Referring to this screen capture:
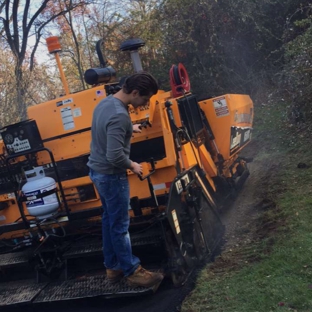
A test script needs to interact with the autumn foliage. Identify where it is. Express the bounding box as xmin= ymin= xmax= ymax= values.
xmin=0 ymin=0 xmax=311 ymax=128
